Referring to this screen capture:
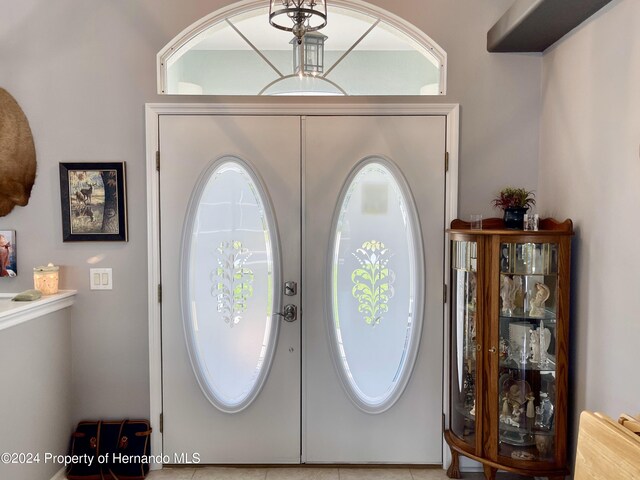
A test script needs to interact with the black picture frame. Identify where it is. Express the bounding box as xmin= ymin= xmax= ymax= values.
xmin=59 ymin=162 xmax=128 ymax=242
